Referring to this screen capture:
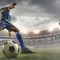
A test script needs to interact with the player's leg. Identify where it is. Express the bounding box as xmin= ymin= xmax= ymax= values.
xmin=6 ymin=24 xmax=25 ymax=49
xmin=8 ymin=31 xmax=11 ymax=37
xmin=16 ymin=32 xmax=35 ymax=53
xmin=6 ymin=24 xmax=35 ymax=53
